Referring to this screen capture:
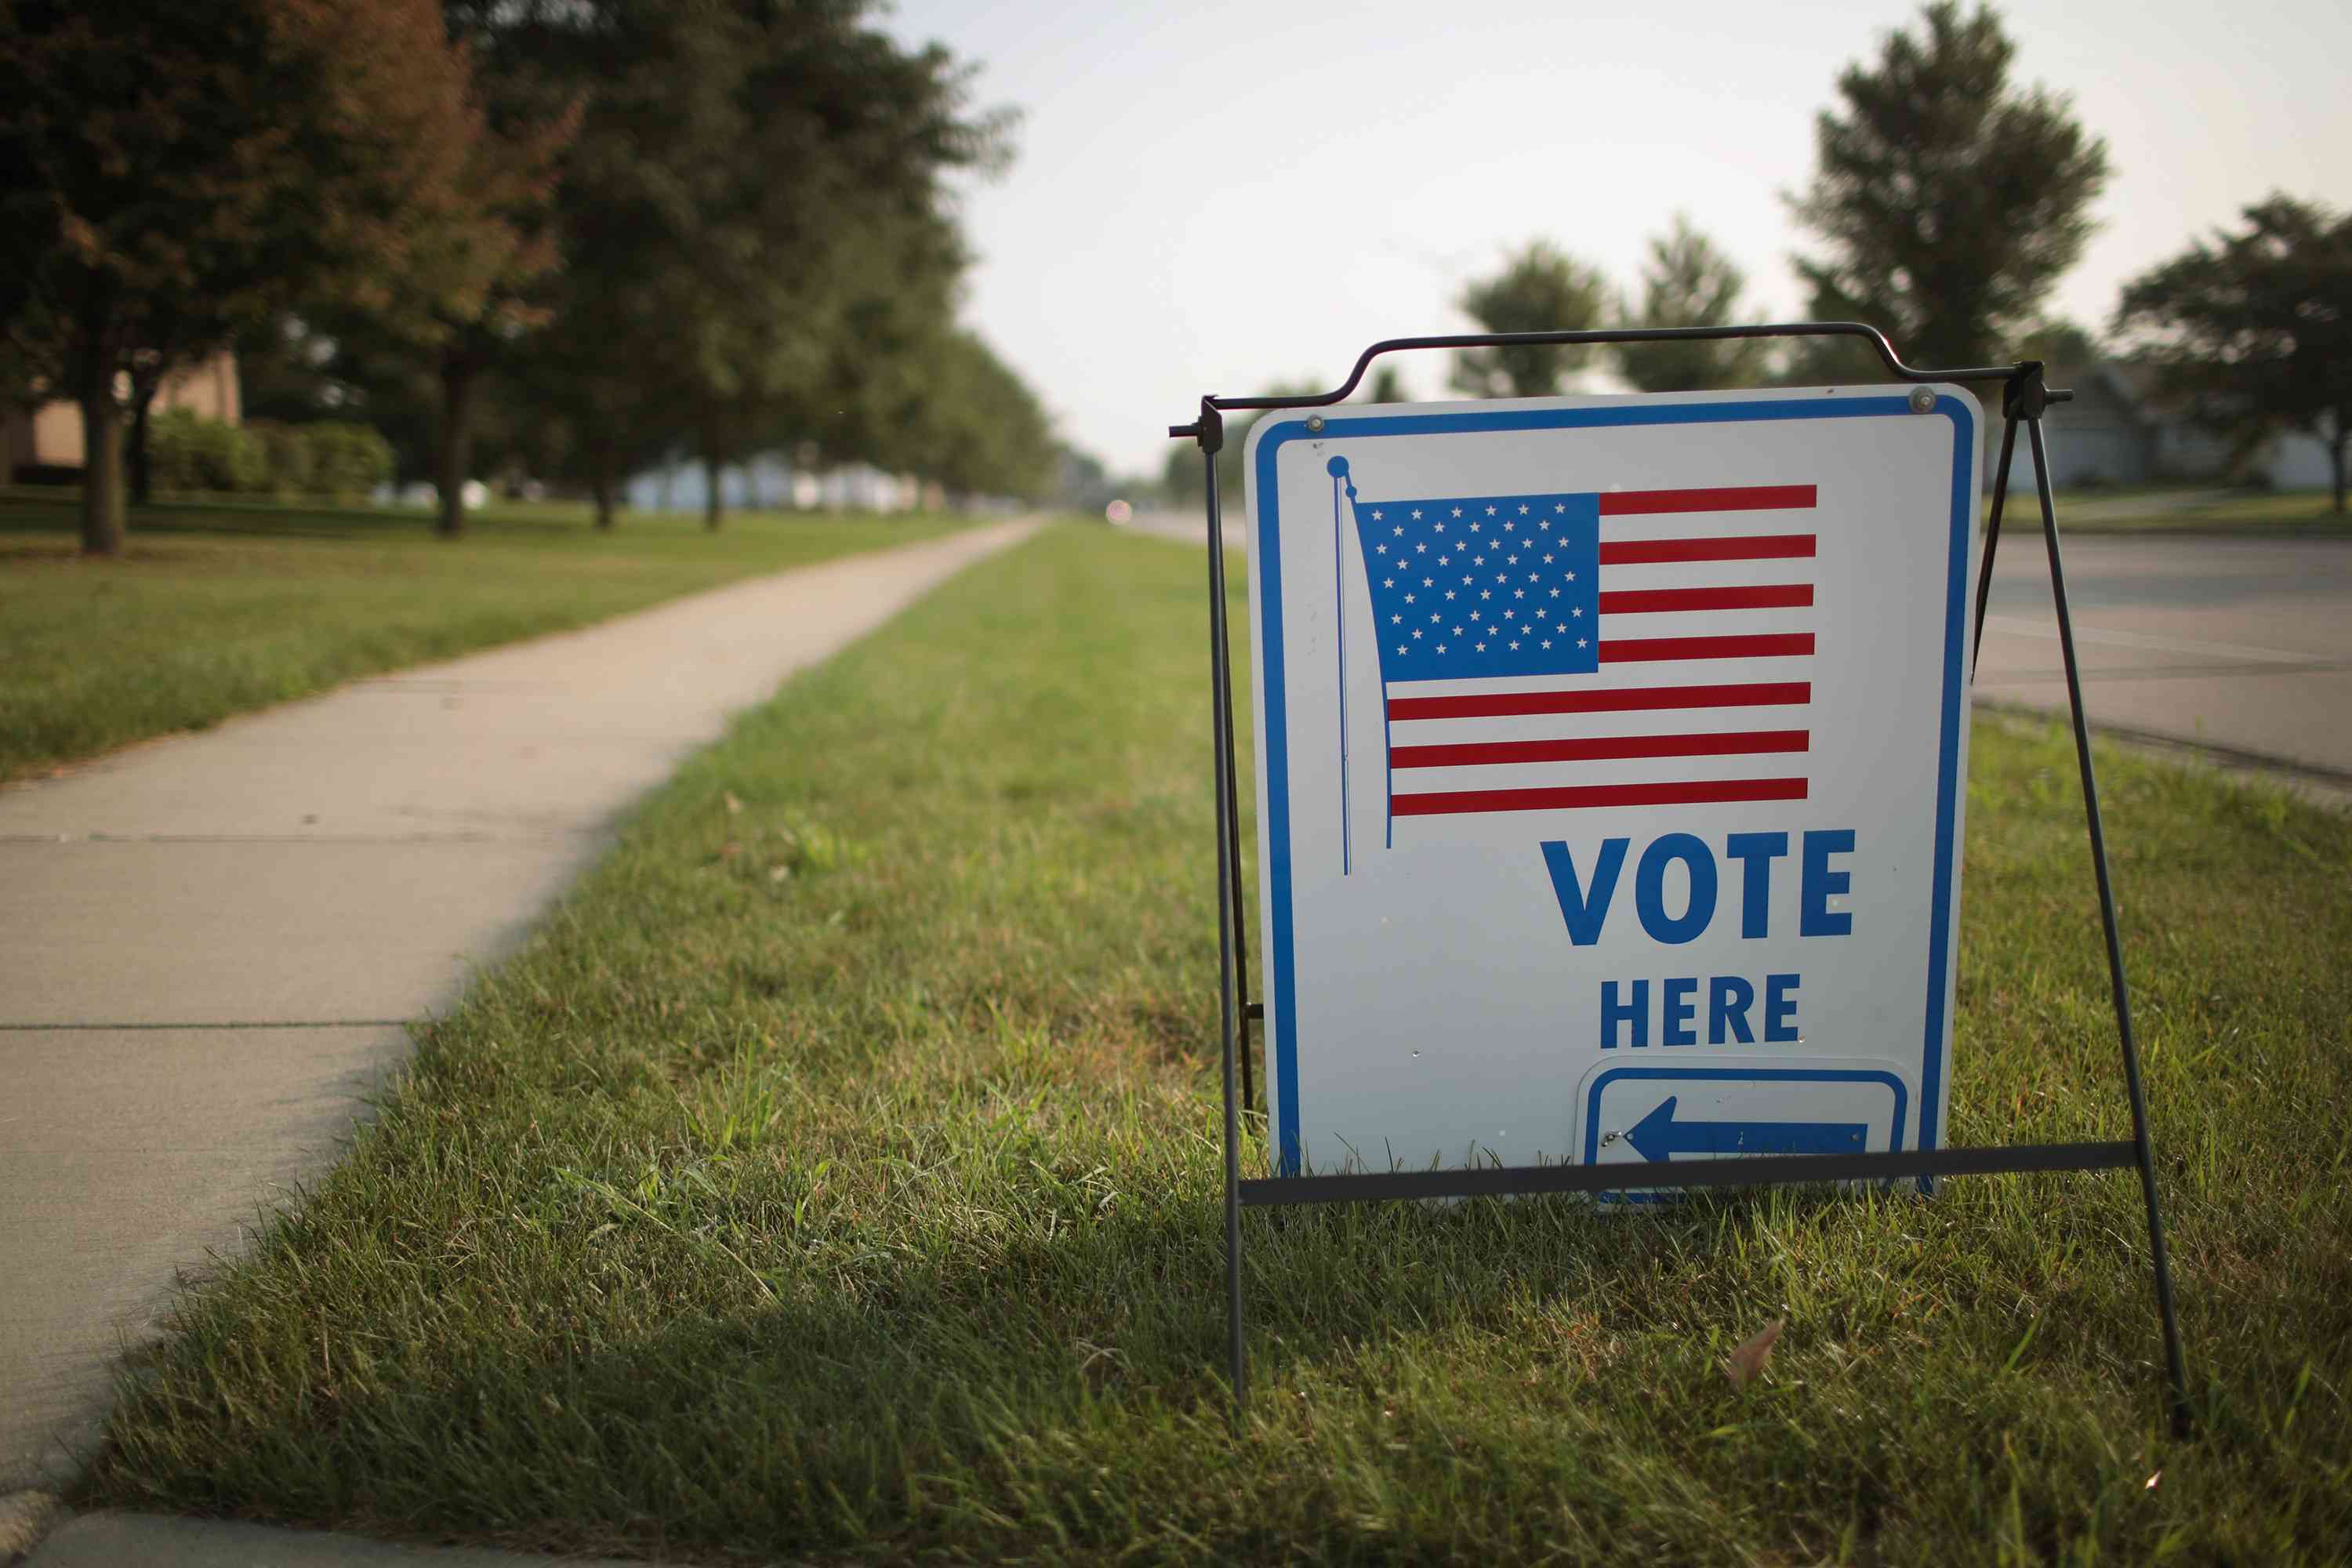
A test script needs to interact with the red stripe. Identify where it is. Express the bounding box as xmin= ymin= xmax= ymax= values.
xmin=1597 ymin=583 xmax=1813 ymax=614
xmin=1392 ymin=778 xmax=1809 ymax=817
xmin=1600 ymin=534 xmax=1816 ymax=564
xmin=1392 ymin=730 xmax=1809 ymax=770
xmin=1599 ymin=485 xmax=1816 ymax=515
xmin=1388 ymin=681 xmax=1809 ymax=721
xmin=1602 ymin=633 xmax=1813 ymax=663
